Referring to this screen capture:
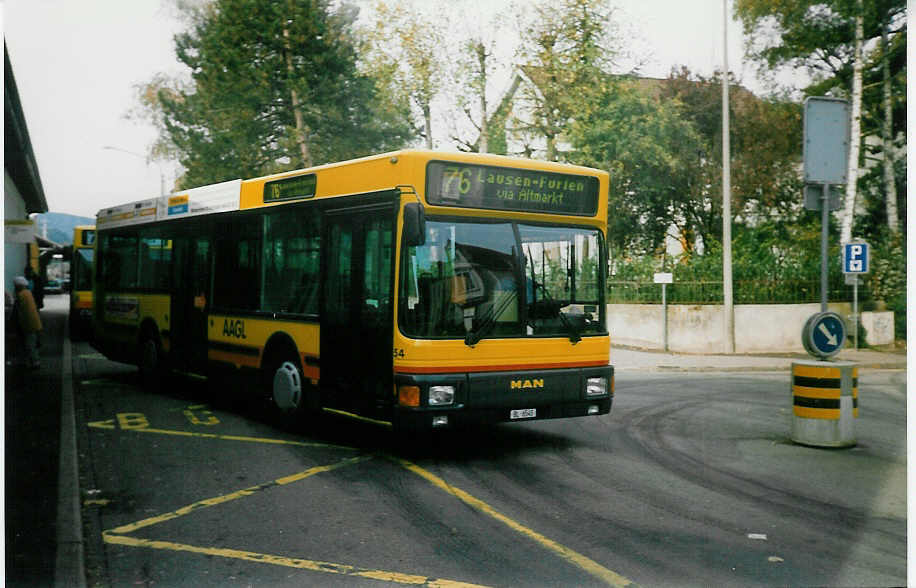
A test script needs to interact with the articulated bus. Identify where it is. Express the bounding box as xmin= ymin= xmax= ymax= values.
xmin=91 ymin=151 xmax=614 ymax=430
xmin=69 ymin=225 xmax=96 ymax=340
